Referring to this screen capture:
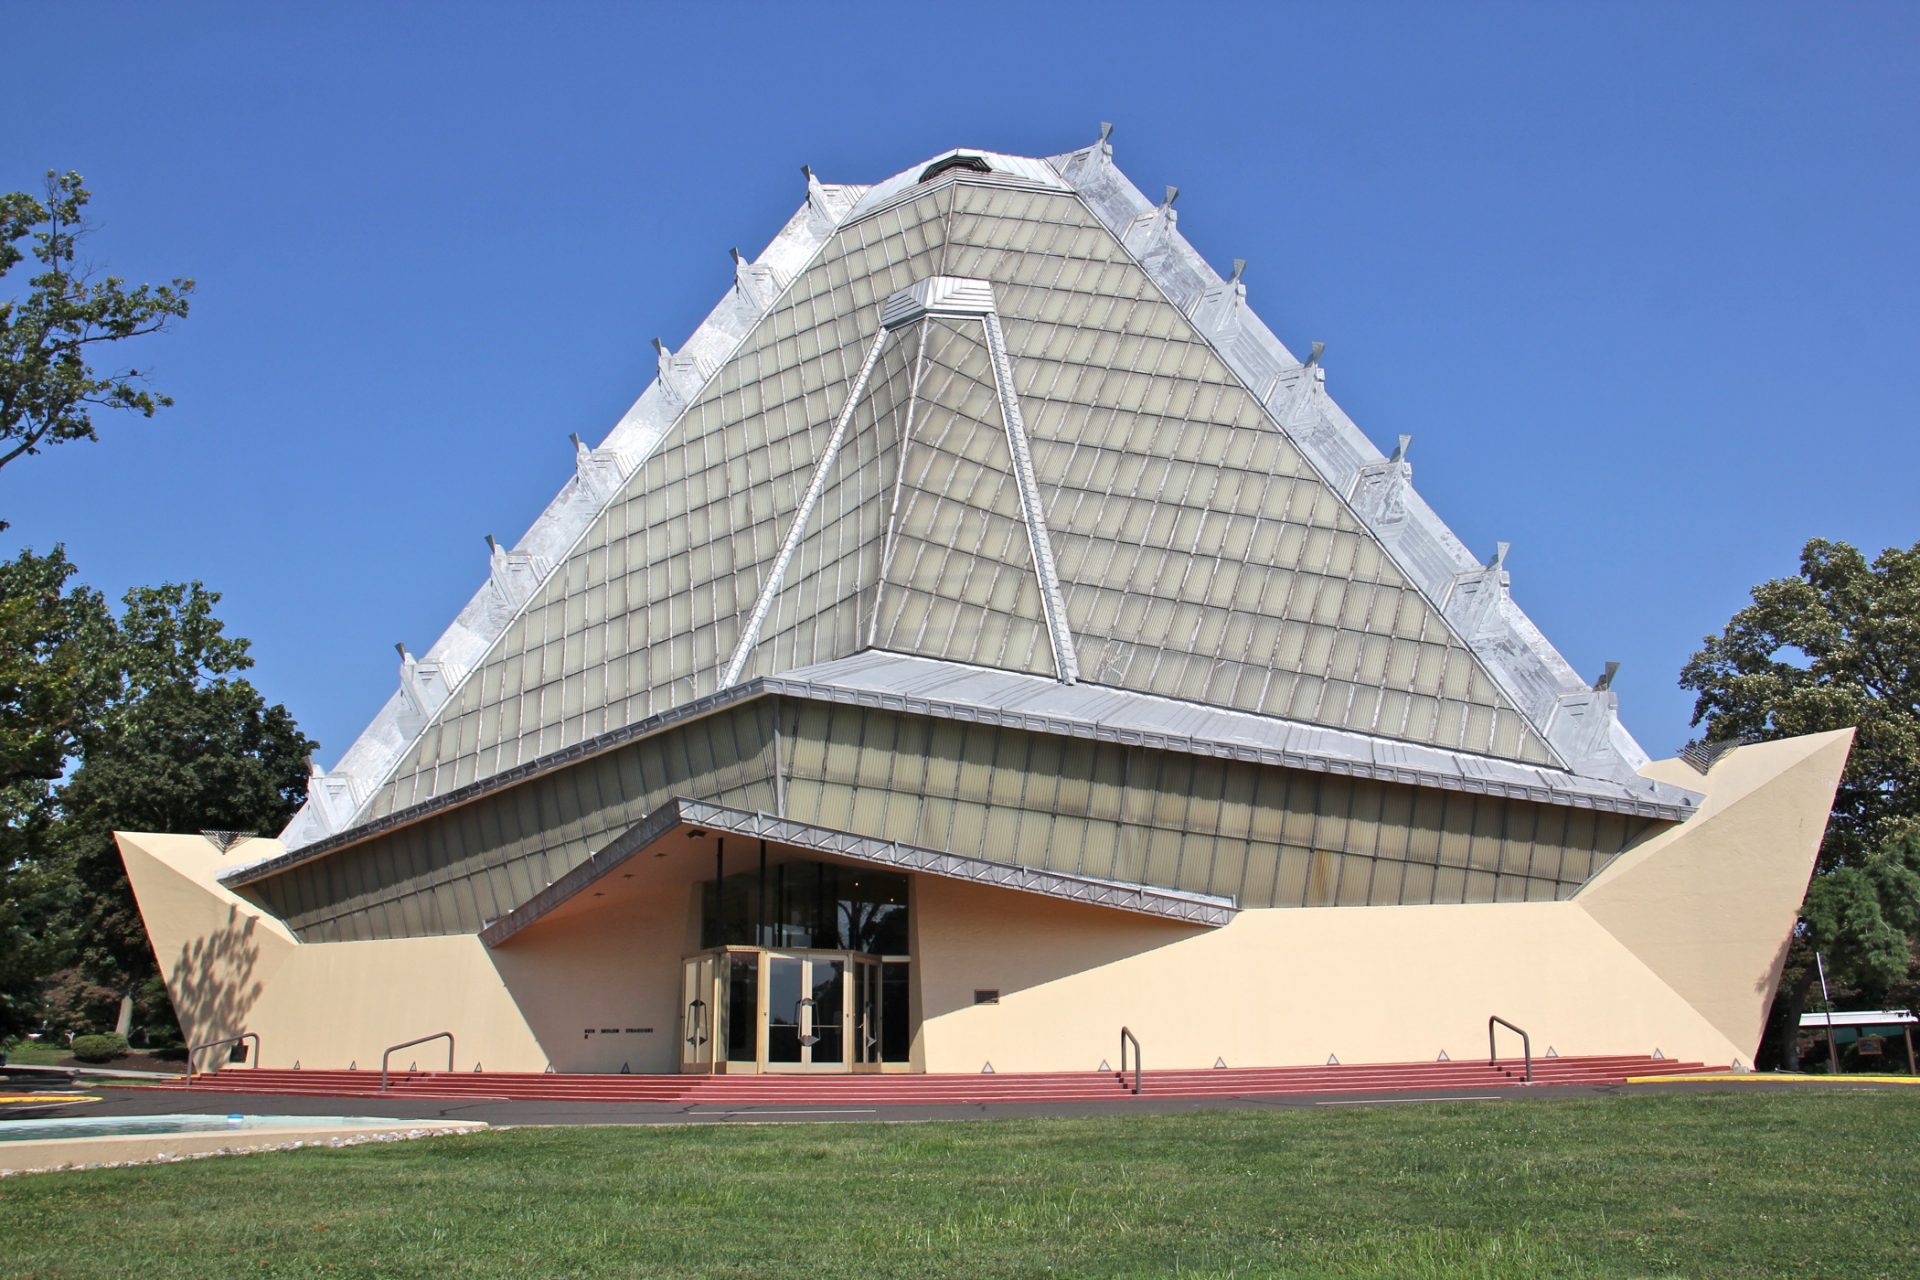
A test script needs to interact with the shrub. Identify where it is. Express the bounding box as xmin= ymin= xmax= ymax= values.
xmin=70 ymin=1033 xmax=129 ymax=1063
